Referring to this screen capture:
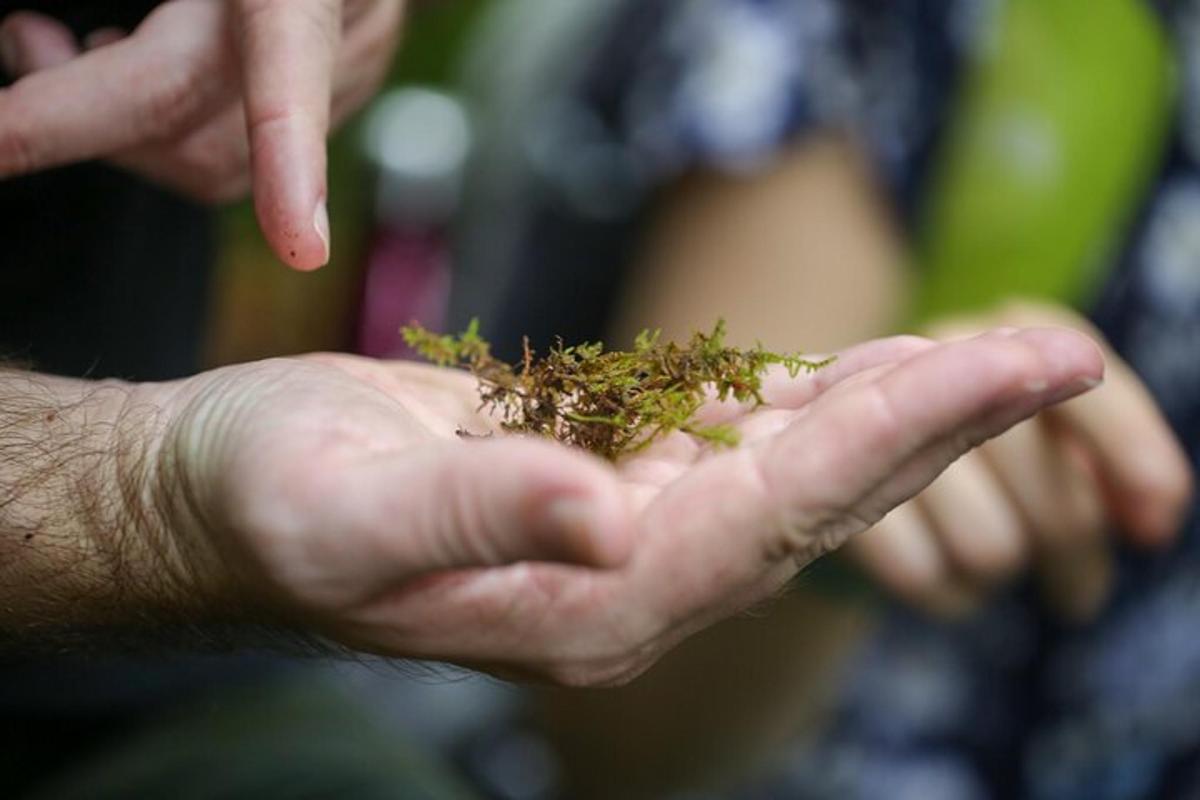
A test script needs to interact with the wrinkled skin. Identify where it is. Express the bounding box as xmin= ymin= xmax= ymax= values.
xmin=141 ymin=327 xmax=1103 ymax=686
